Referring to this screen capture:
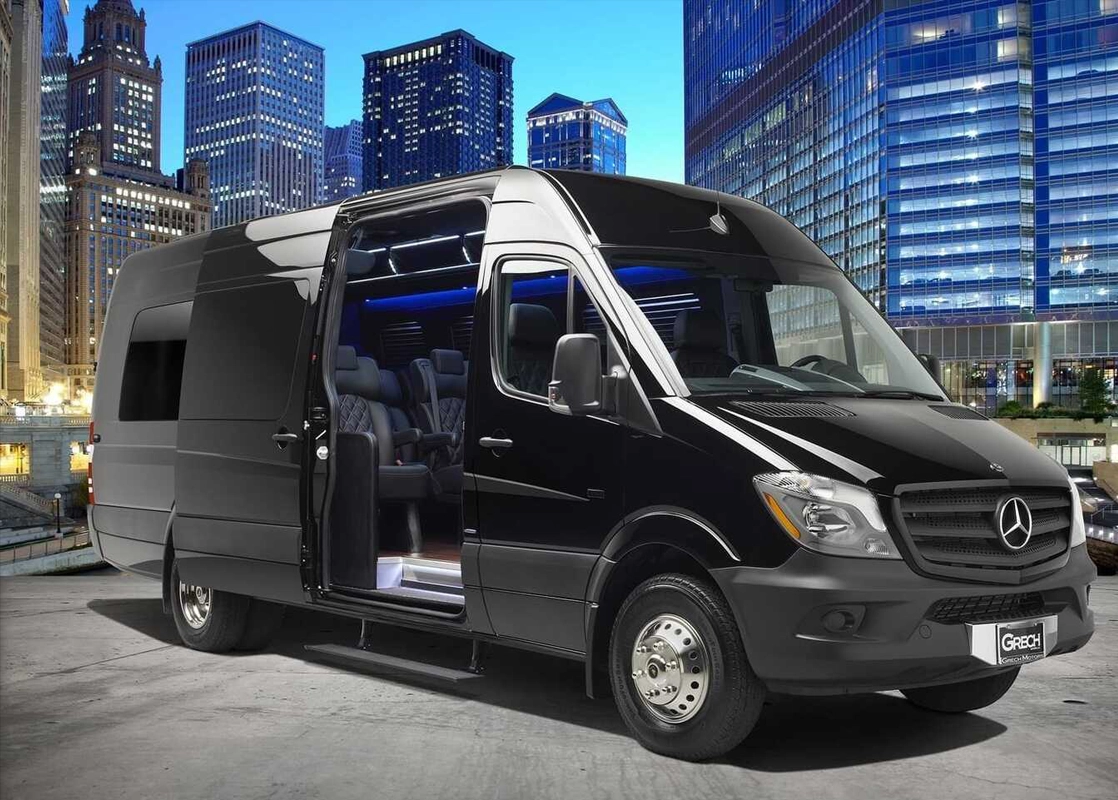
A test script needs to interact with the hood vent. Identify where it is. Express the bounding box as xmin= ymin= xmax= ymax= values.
xmin=929 ymin=405 xmax=988 ymax=421
xmin=730 ymin=400 xmax=855 ymax=419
